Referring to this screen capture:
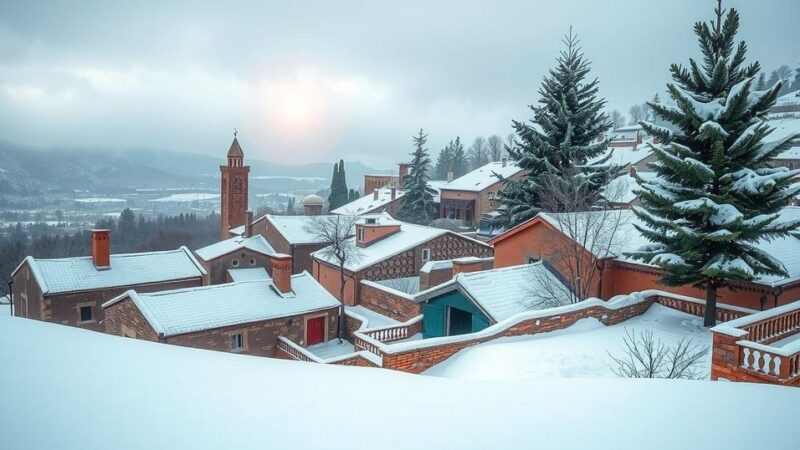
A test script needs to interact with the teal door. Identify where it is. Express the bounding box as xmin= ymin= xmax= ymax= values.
xmin=423 ymin=303 xmax=446 ymax=338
